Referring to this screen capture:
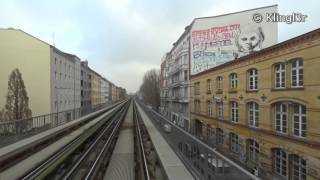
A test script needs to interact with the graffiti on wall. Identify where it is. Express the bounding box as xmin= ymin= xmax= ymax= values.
xmin=191 ymin=24 xmax=265 ymax=74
